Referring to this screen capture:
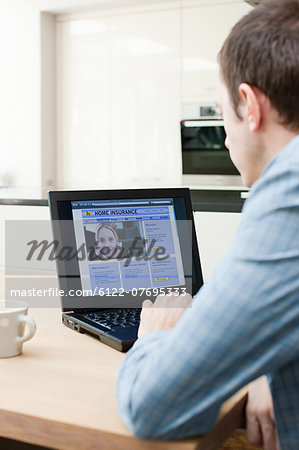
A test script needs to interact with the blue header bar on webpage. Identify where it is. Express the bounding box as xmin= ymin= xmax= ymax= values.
xmin=71 ymin=198 xmax=173 ymax=209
